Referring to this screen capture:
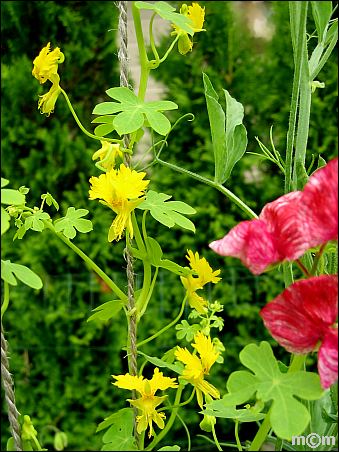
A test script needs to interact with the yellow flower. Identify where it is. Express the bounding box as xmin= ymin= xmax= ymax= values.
xmin=180 ymin=250 xmax=221 ymax=313
xmin=32 ymin=43 xmax=64 ymax=116
xmin=89 ymin=163 xmax=150 ymax=241
xmin=38 ymin=83 xmax=61 ymax=116
xmin=32 ymin=42 xmax=64 ymax=85
xmin=92 ymin=141 xmax=123 ymax=171
xmin=171 ymin=3 xmax=206 ymax=55
xmin=112 ymin=368 xmax=178 ymax=438
xmin=175 ymin=332 xmax=220 ymax=408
